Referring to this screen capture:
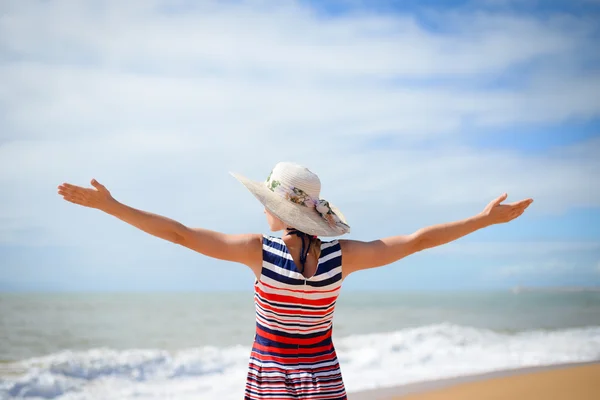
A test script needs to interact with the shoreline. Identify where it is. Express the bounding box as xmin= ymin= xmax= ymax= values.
xmin=348 ymin=361 xmax=600 ymax=399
